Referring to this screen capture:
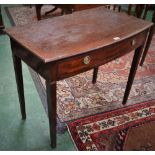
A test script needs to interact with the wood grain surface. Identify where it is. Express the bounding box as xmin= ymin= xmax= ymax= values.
xmin=5 ymin=6 xmax=153 ymax=63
